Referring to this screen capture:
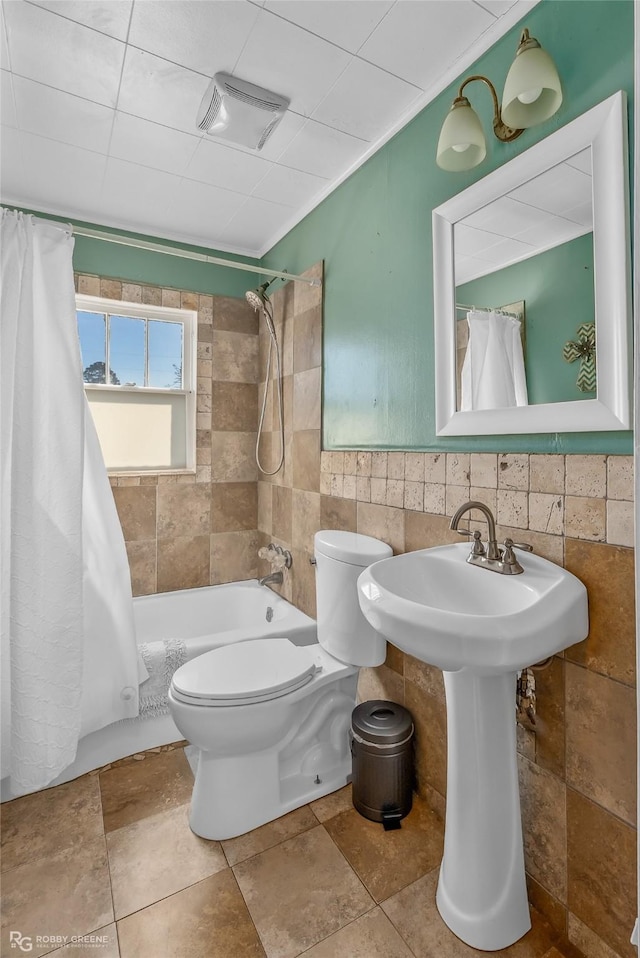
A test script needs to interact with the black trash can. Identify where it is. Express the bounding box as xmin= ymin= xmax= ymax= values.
xmin=351 ymin=700 xmax=414 ymax=828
